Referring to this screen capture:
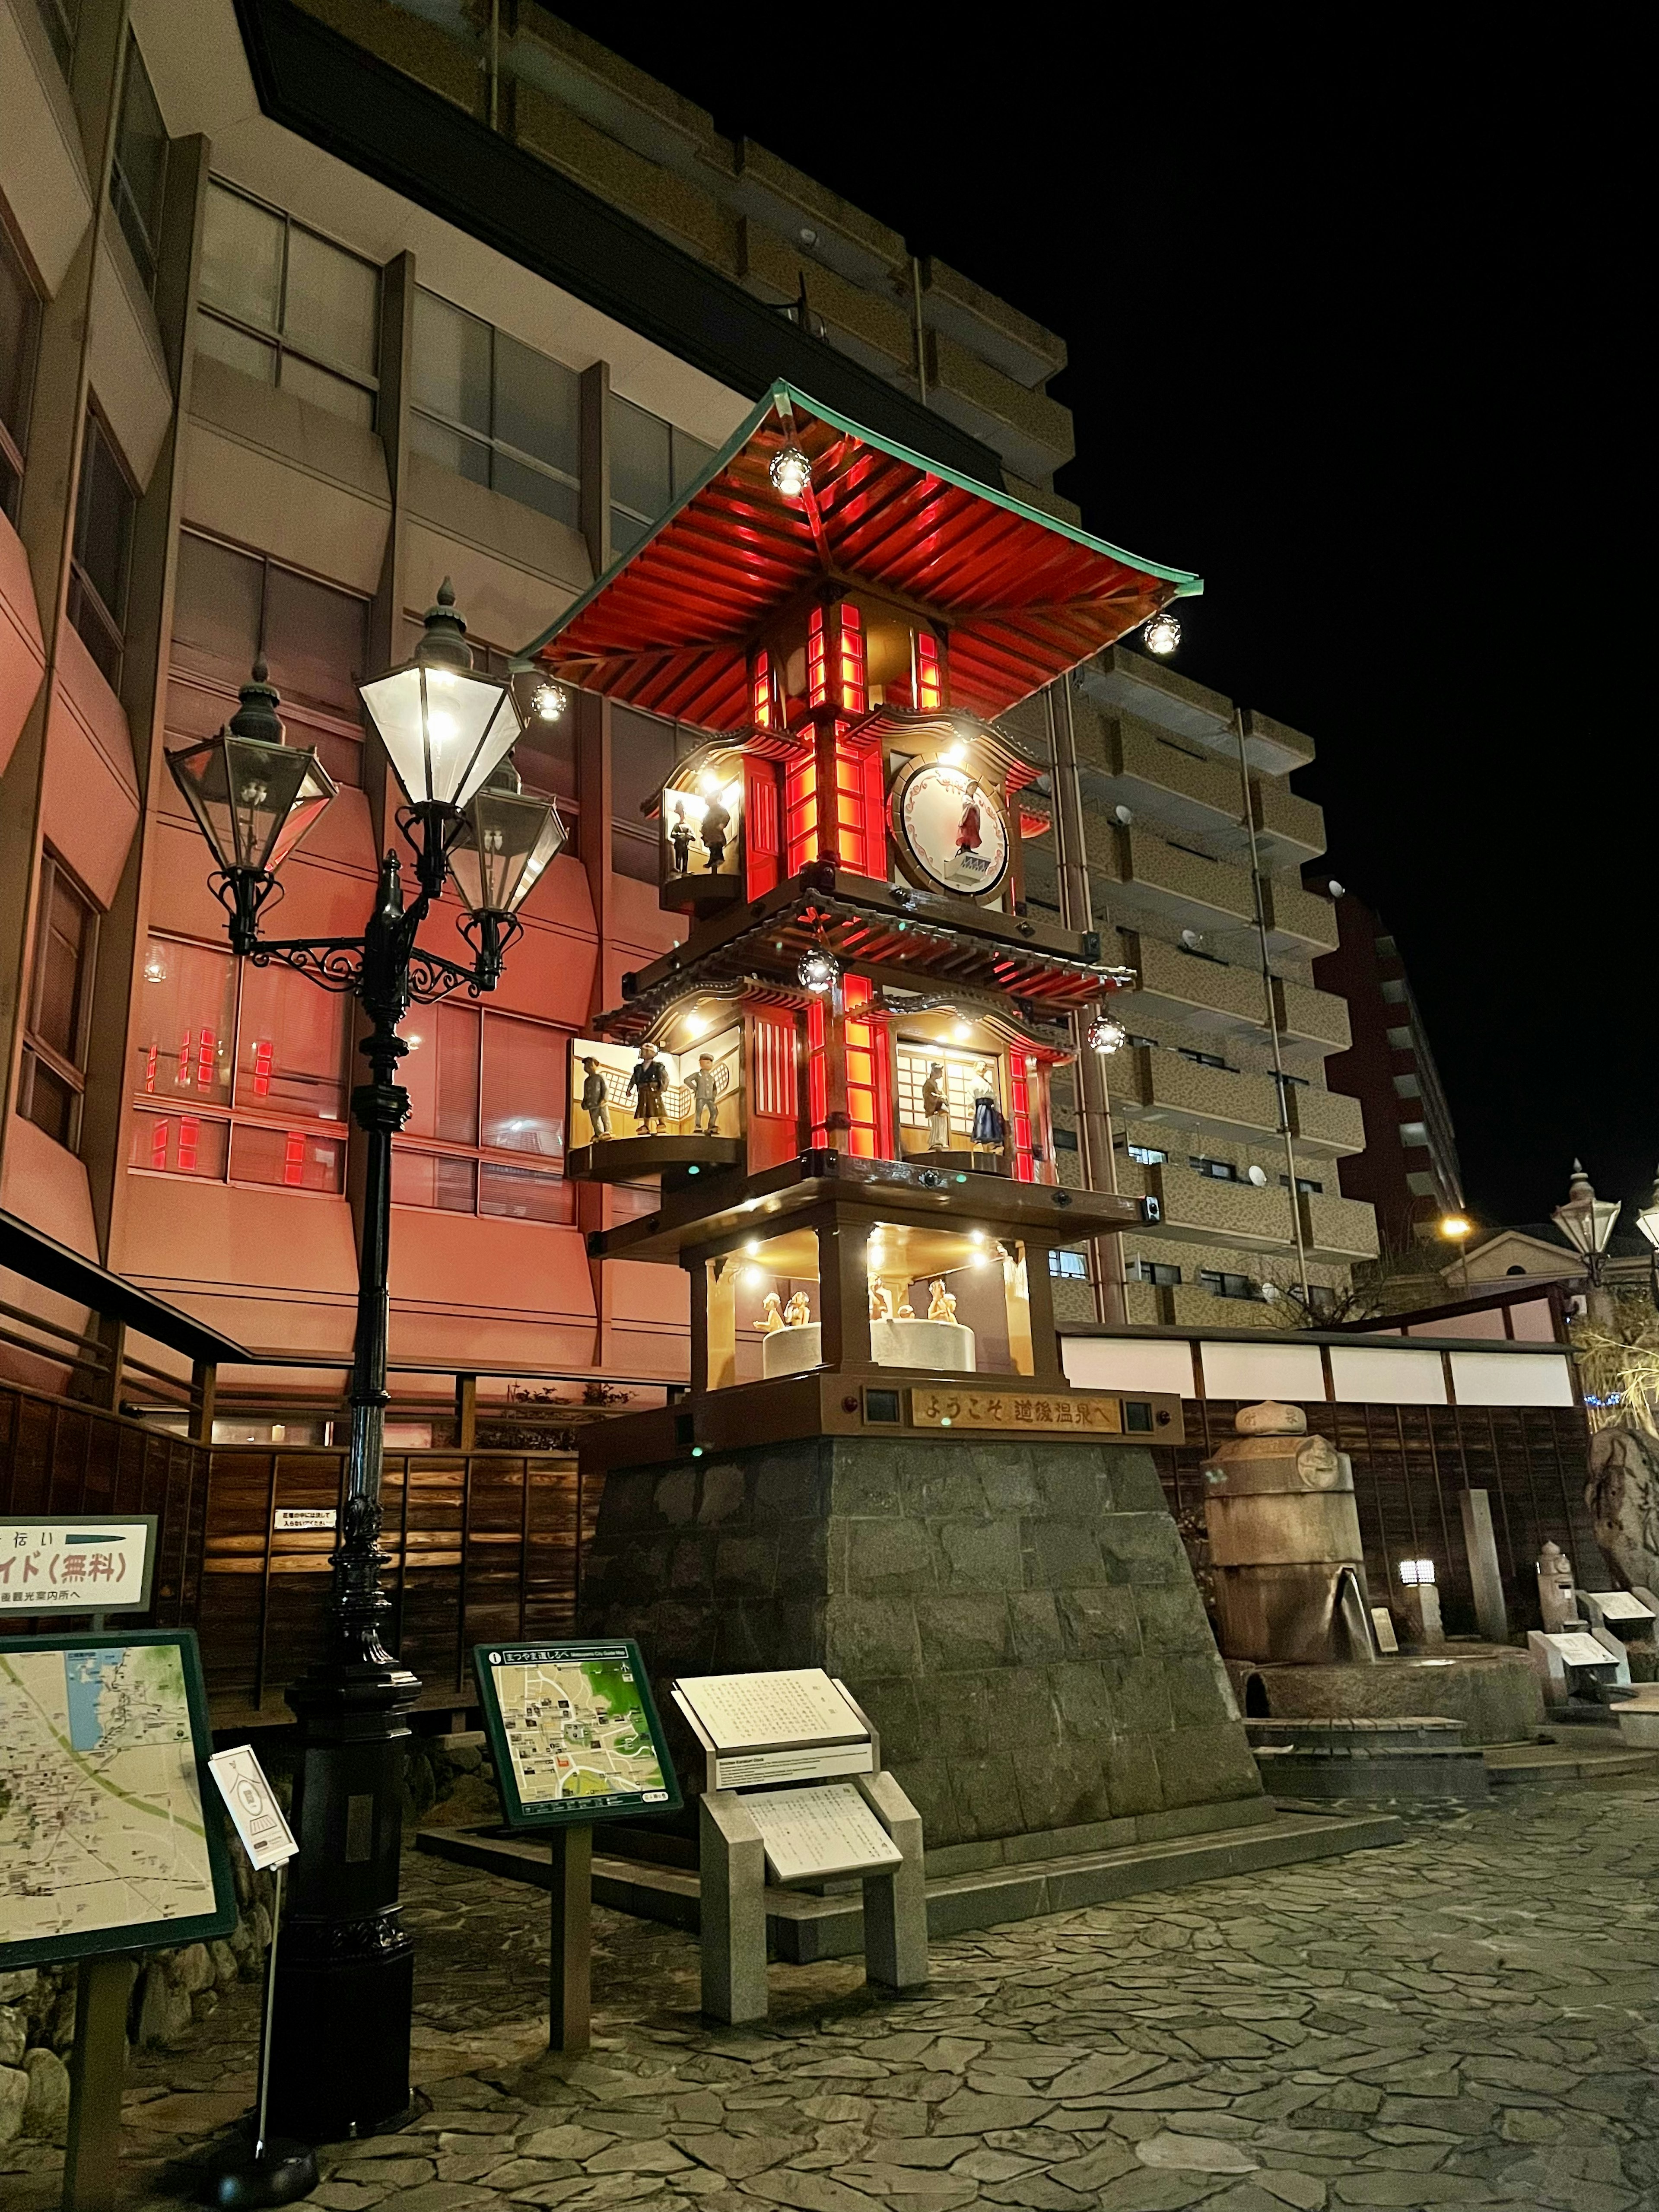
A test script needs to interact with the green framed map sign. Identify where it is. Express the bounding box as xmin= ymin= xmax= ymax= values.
xmin=0 ymin=1629 xmax=237 ymax=1969
xmin=472 ymin=1640 xmax=681 ymax=1829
